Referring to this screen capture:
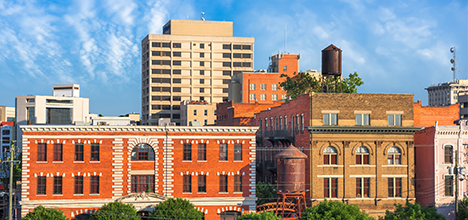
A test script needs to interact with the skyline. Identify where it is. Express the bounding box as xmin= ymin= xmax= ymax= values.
xmin=0 ymin=0 xmax=467 ymax=116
